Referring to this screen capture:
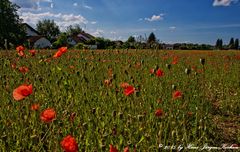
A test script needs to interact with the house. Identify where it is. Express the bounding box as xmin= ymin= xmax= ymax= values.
xmin=67 ymin=32 xmax=95 ymax=45
xmin=23 ymin=23 xmax=51 ymax=49
xmin=67 ymin=32 xmax=97 ymax=49
xmin=162 ymin=44 xmax=174 ymax=50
